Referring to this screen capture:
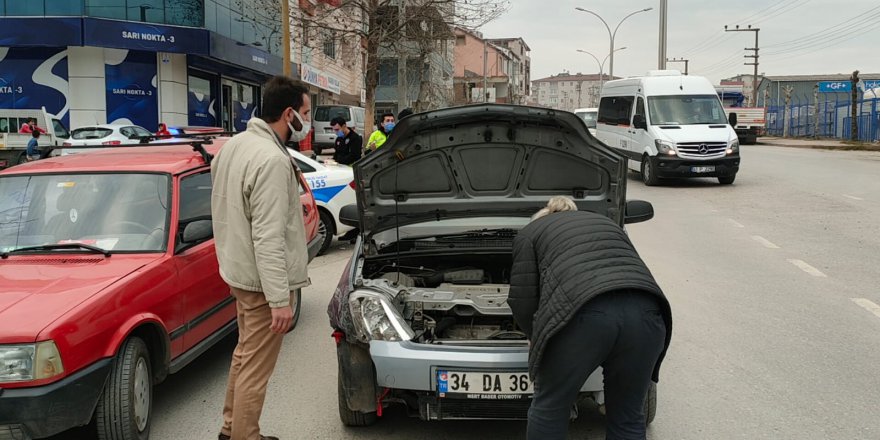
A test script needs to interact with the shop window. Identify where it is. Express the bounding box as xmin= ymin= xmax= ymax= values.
xmin=126 ymin=0 xmax=164 ymax=22
xmin=6 ymin=1 xmax=45 ymax=15
xmin=85 ymin=0 xmax=127 ymax=20
xmin=46 ymin=0 xmax=83 ymax=15
xmin=165 ymin=0 xmax=203 ymax=26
